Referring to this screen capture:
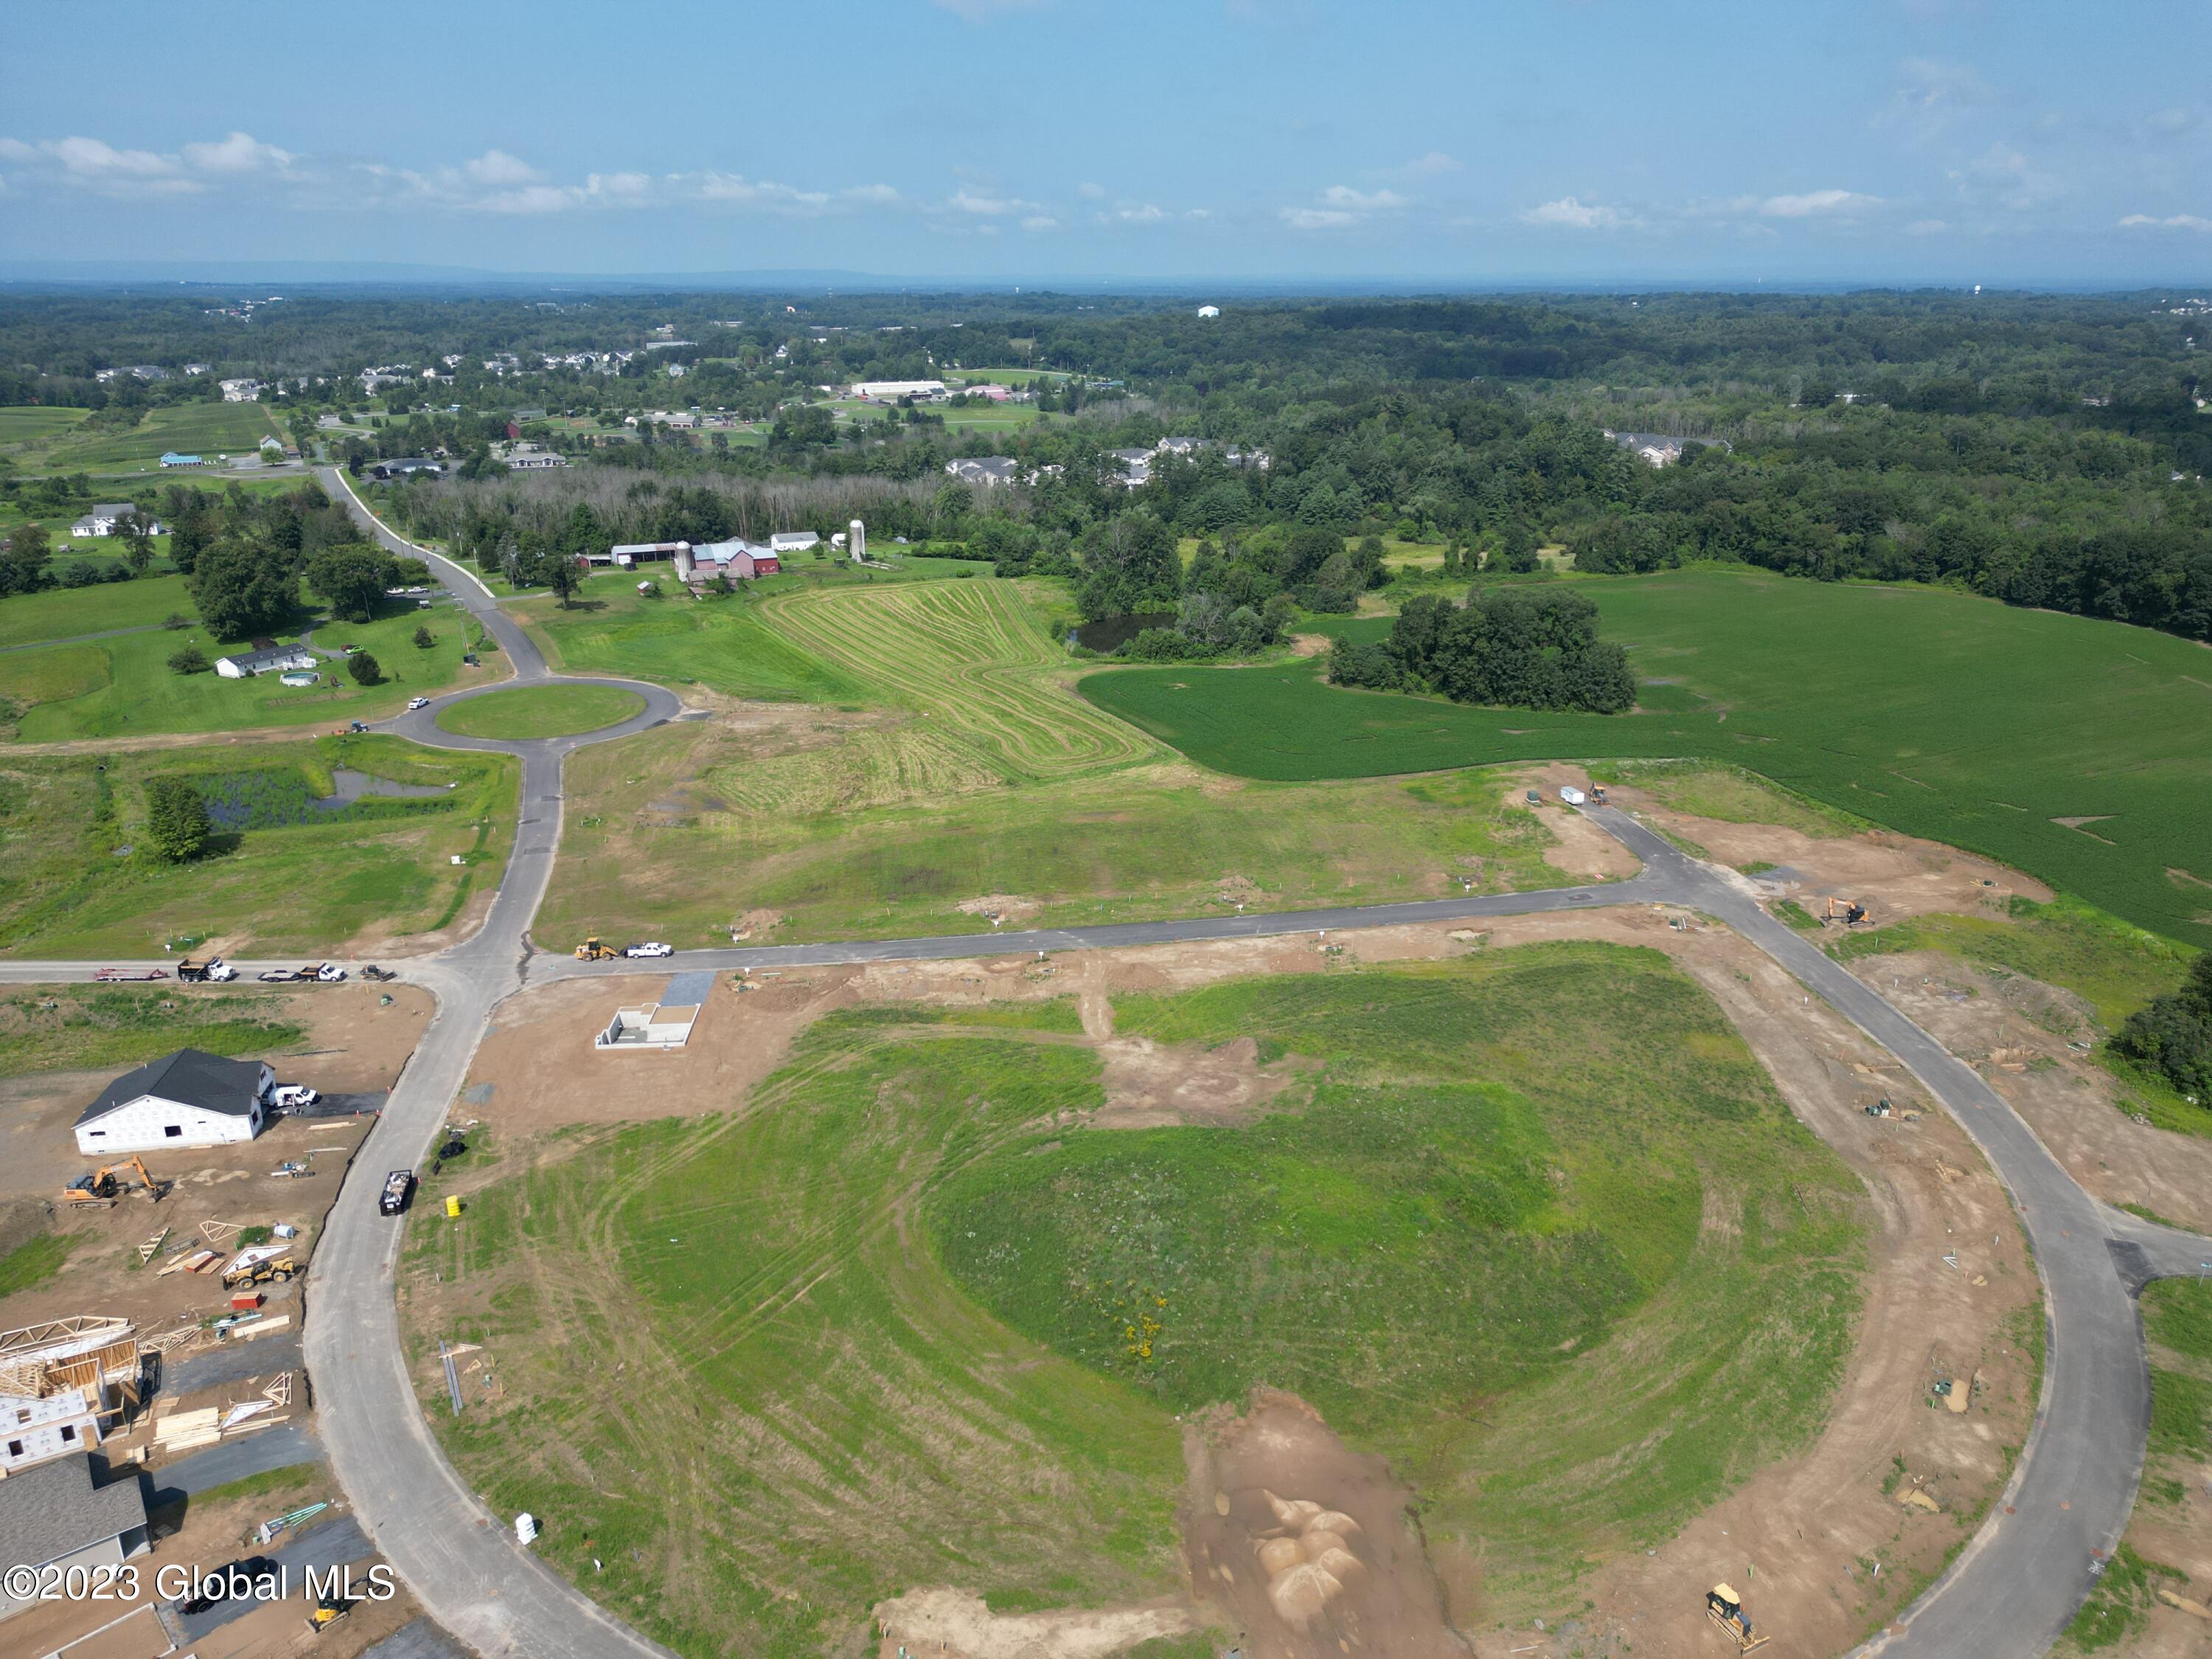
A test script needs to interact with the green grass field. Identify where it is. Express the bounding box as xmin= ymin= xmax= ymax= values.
xmin=0 ymin=734 xmax=515 ymax=957
xmin=403 ymin=945 xmax=1862 ymax=1652
xmin=4 ymin=600 xmax=482 ymax=742
xmin=25 ymin=403 xmax=285 ymax=475
xmin=516 ymin=575 xmax=866 ymax=703
xmin=436 ymin=684 xmax=643 ymax=739
xmin=0 ymin=984 xmax=303 ymax=1074
xmin=1080 ymin=566 xmax=2212 ymax=949
xmin=0 ymin=406 xmax=92 ymax=447
xmin=0 ymin=575 xmax=194 ymax=650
